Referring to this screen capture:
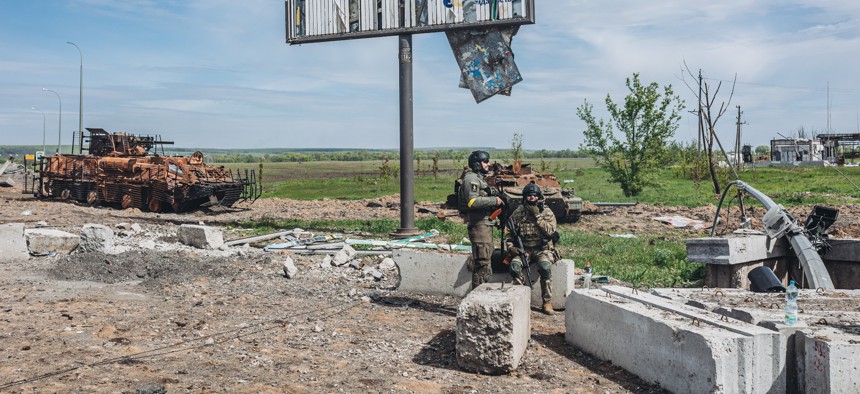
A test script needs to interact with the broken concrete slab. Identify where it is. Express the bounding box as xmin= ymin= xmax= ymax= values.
xmin=456 ymin=283 xmax=530 ymax=374
xmin=78 ymin=224 xmax=115 ymax=253
xmin=0 ymin=223 xmax=29 ymax=262
xmin=393 ymin=250 xmax=576 ymax=310
xmin=25 ymin=228 xmax=80 ymax=255
xmin=565 ymin=286 xmax=785 ymax=394
xmin=177 ymin=224 xmax=224 ymax=250
xmin=0 ymin=176 xmax=16 ymax=187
